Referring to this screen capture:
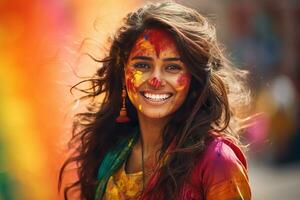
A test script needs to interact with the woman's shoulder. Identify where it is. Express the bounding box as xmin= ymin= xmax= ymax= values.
xmin=190 ymin=132 xmax=249 ymax=185
xmin=188 ymin=133 xmax=251 ymax=199
xmin=201 ymin=133 xmax=247 ymax=170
